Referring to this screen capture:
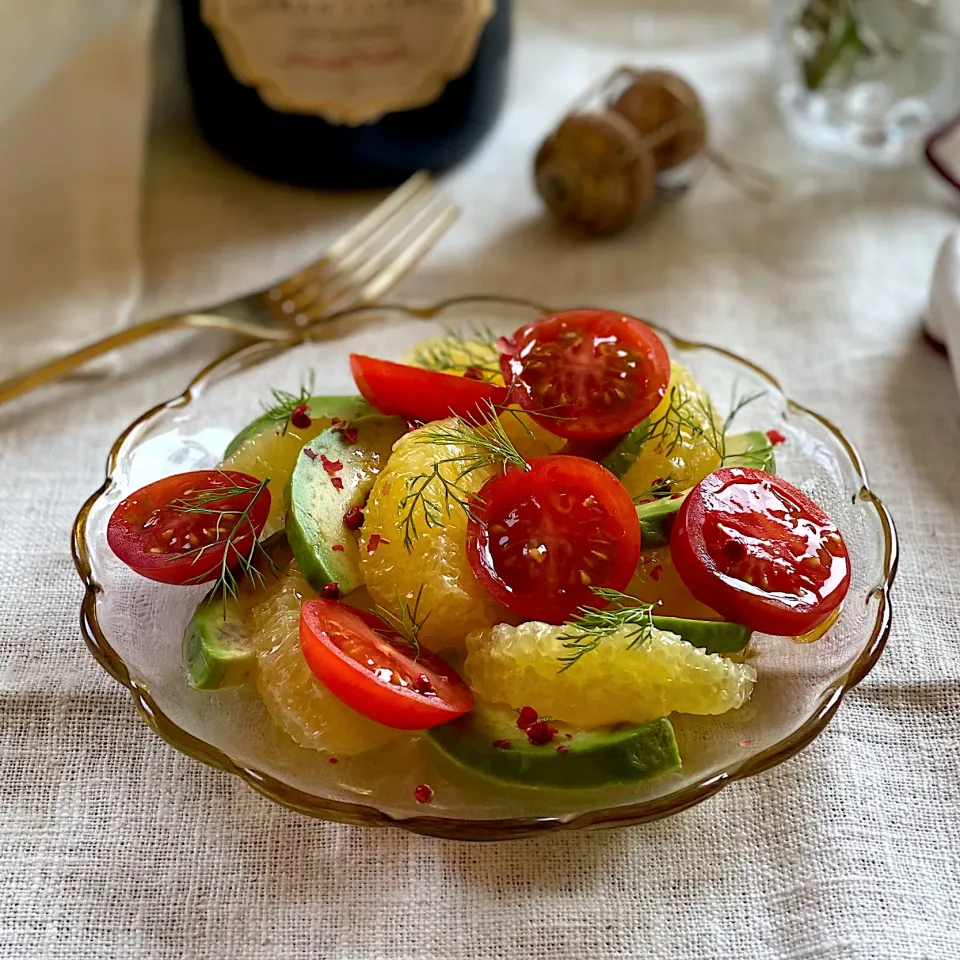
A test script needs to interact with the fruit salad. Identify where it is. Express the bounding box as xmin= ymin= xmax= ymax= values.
xmin=107 ymin=310 xmax=852 ymax=797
